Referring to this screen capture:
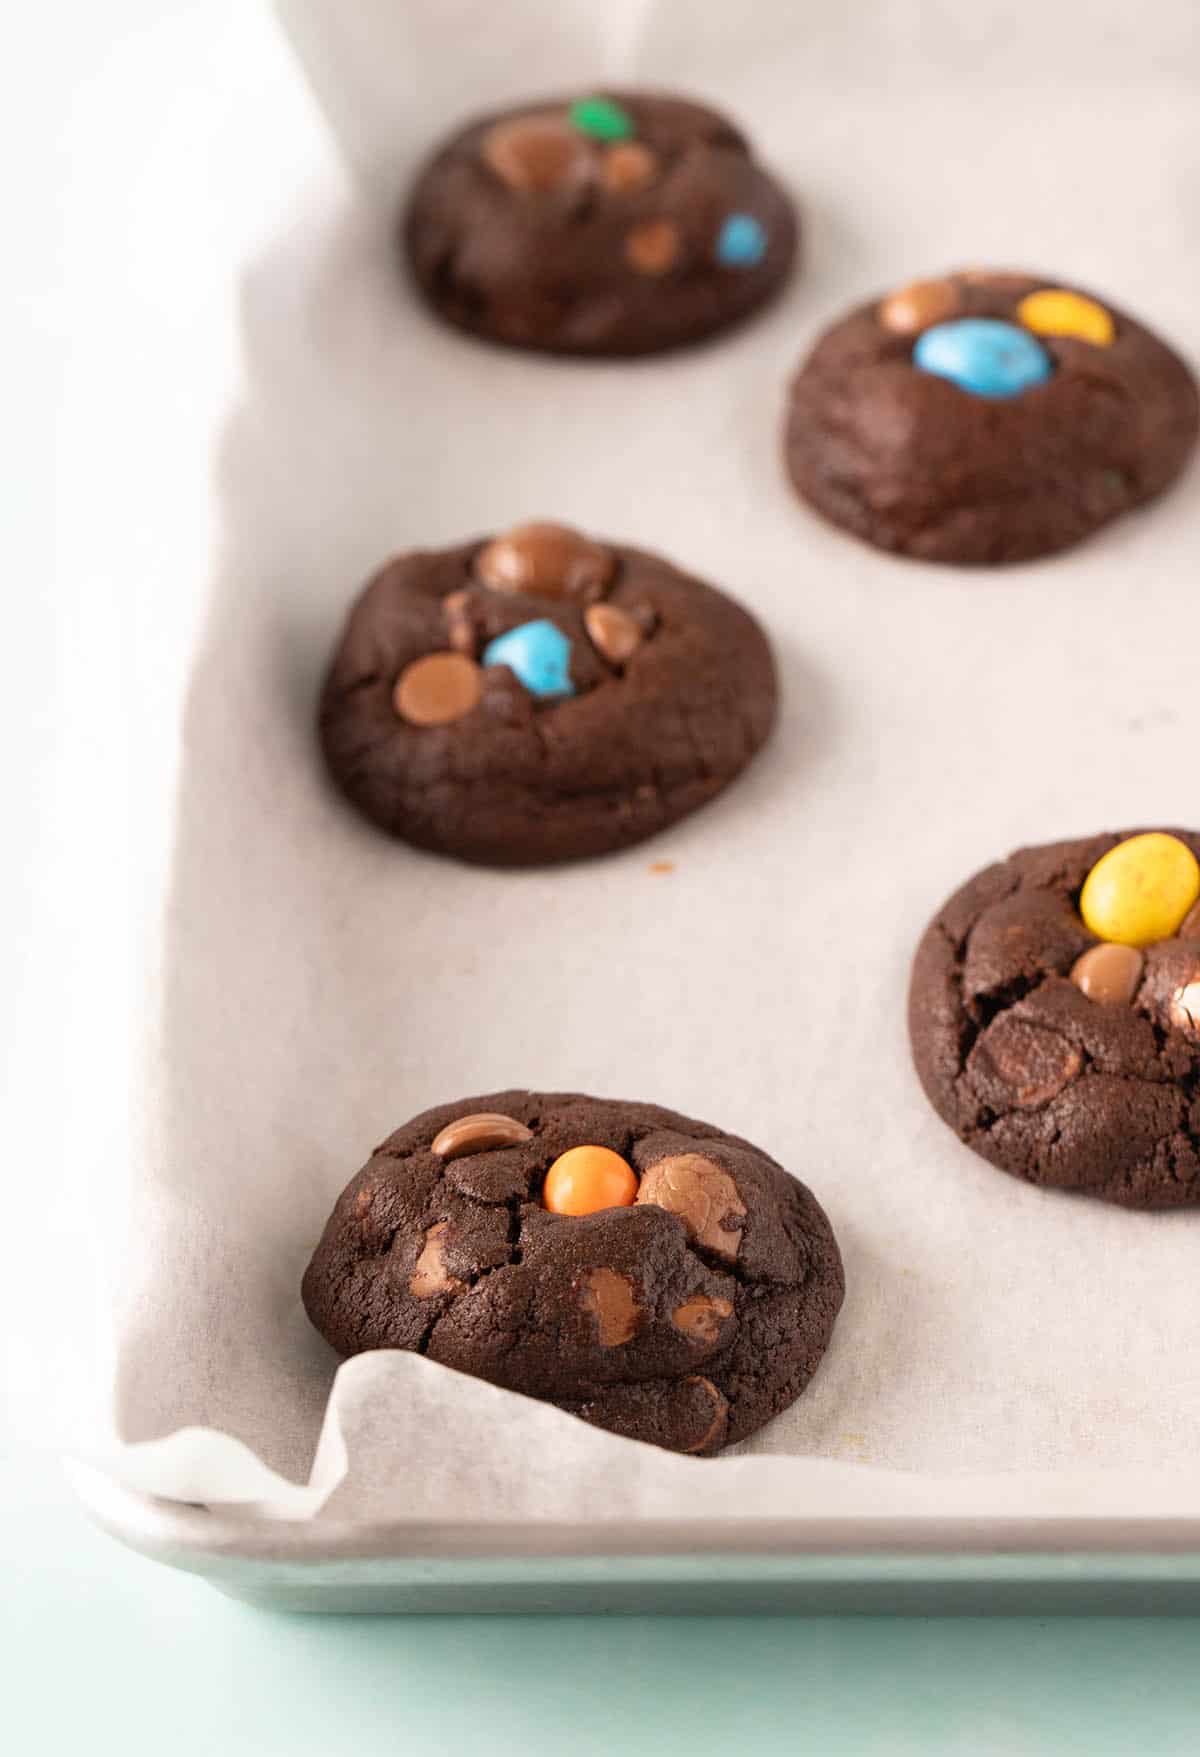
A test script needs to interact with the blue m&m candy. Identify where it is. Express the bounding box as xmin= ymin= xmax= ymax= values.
xmin=716 ymin=212 xmax=767 ymax=268
xmin=483 ymin=619 xmax=575 ymax=700
xmin=913 ymin=318 xmax=1053 ymax=399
